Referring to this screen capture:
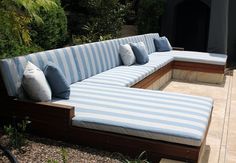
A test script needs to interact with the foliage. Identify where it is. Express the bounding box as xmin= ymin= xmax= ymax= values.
xmin=31 ymin=0 xmax=68 ymax=49
xmin=0 ymin=0 xmax=57 ymax=45
xmin=3 ymin=117 xmax=31 ymax=148
xmin=48 ymin=148 xmax=68 ymax=163
xmin=72 ymin=23 xmax=113 ymax=44
xmin=136 ymin=0 xmax=165 ymax=34
xmin=122 ymin=151 xmax=149 ymax=163
xmin=63 ymin=0 xmax=127 ymax=44
xmin=0 ymin=0 xmax=57 ymax=59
